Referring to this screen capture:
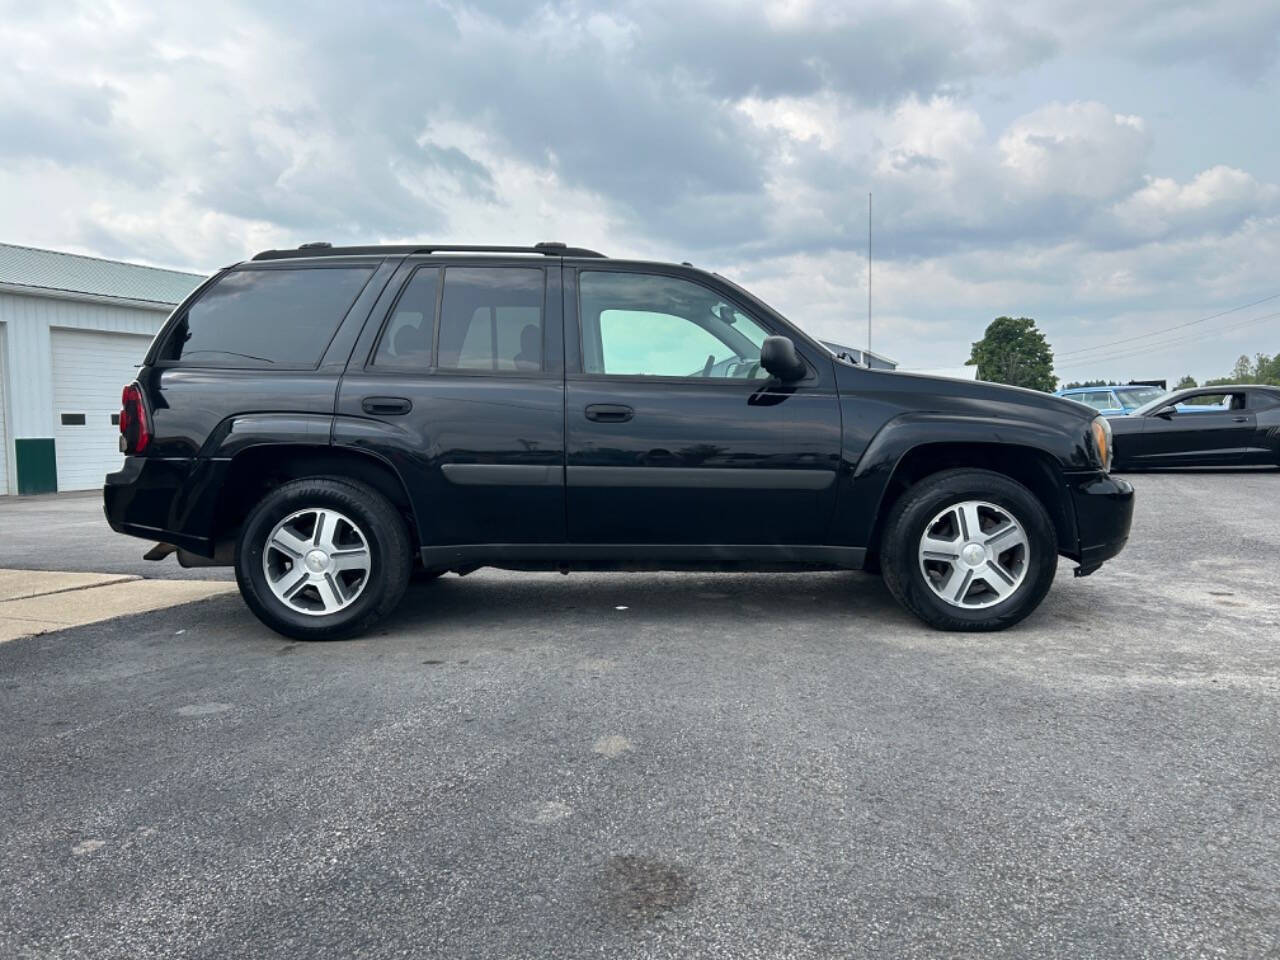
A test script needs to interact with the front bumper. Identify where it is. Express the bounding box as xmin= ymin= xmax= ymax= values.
xmin=1068 ymin=472 xmax=1134 ymax=576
